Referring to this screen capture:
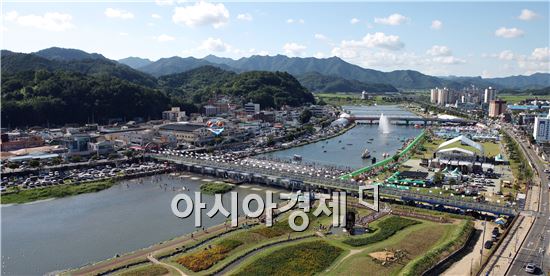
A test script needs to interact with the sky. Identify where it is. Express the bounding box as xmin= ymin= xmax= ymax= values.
xmin=1 ymin=1 xmax=549 ymax=77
